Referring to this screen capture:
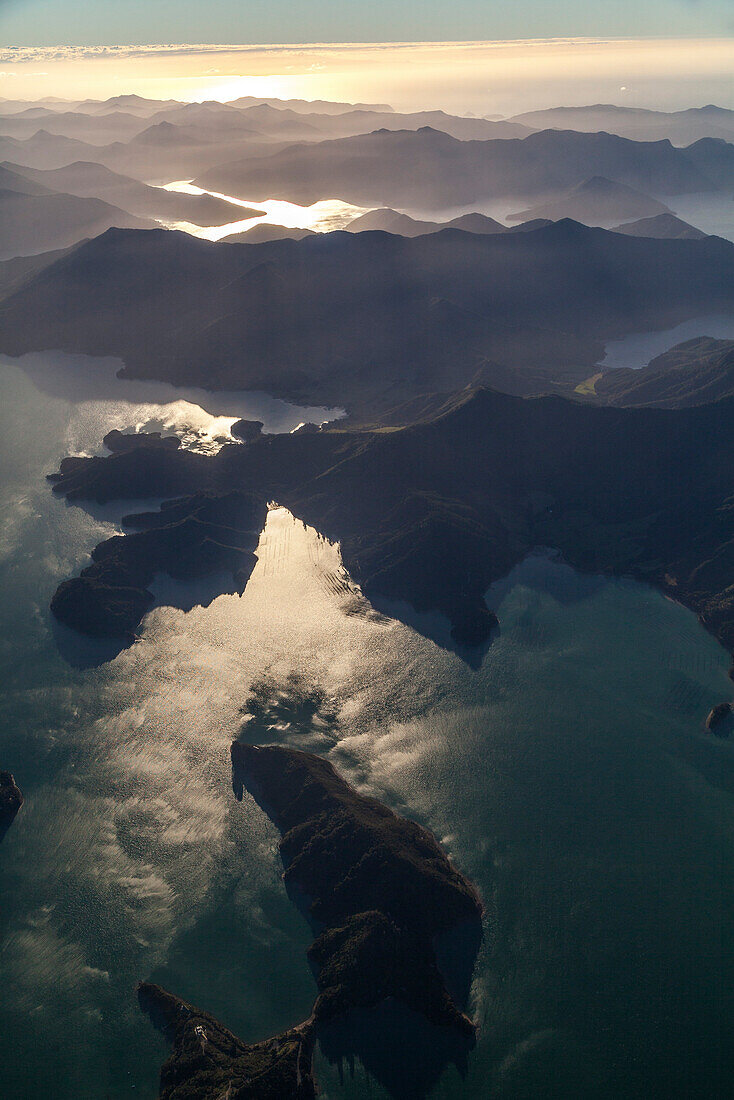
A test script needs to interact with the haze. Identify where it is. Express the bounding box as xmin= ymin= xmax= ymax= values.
xmin=1 ymin=39 xmax=734 ymax=115
xmin=3 ymin=2 xmax=734 ymax=1097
